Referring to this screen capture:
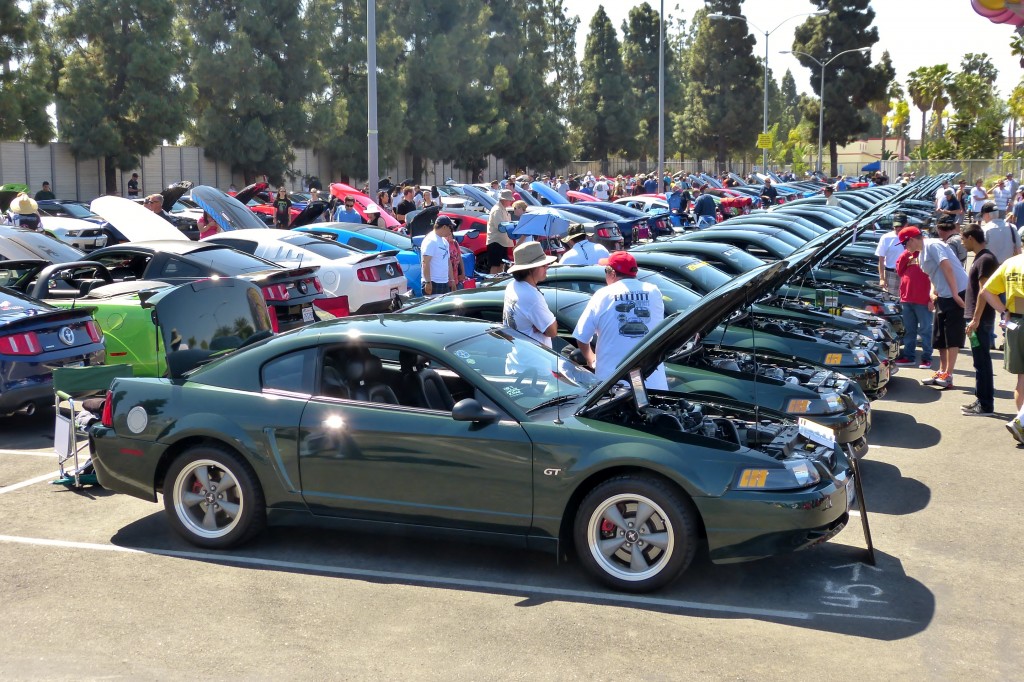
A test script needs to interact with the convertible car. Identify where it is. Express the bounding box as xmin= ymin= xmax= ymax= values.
xmin=91 ymin=264 xmax=855 ymax=593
